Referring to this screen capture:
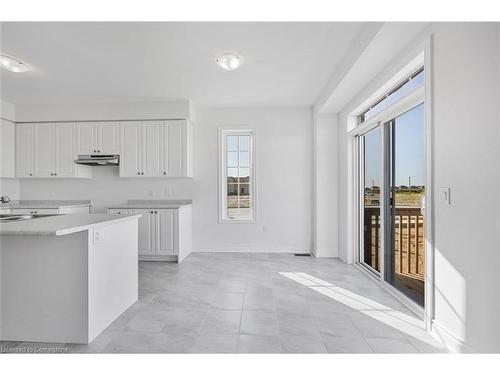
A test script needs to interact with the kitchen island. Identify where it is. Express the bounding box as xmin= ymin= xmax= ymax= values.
xmin=0 ymin=213 xmax=140 ymax=344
